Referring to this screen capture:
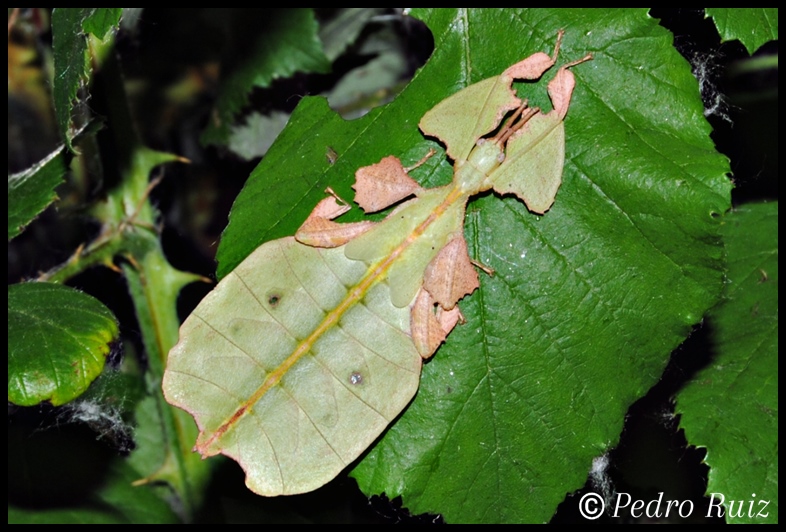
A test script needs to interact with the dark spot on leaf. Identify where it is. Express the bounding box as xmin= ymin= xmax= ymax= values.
xmin=267 ymin=292 xmax=282 ymax=308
